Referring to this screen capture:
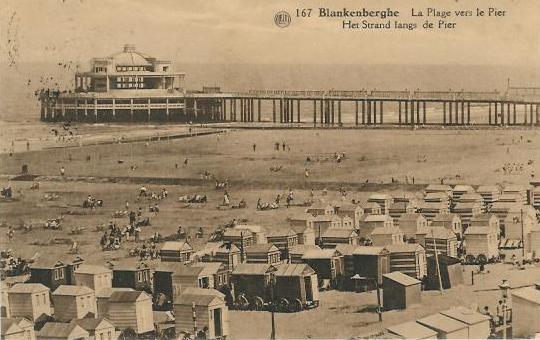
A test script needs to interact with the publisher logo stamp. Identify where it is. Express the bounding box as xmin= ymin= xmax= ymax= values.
xmin=274 ymin=11 xmax=291 ymax=28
